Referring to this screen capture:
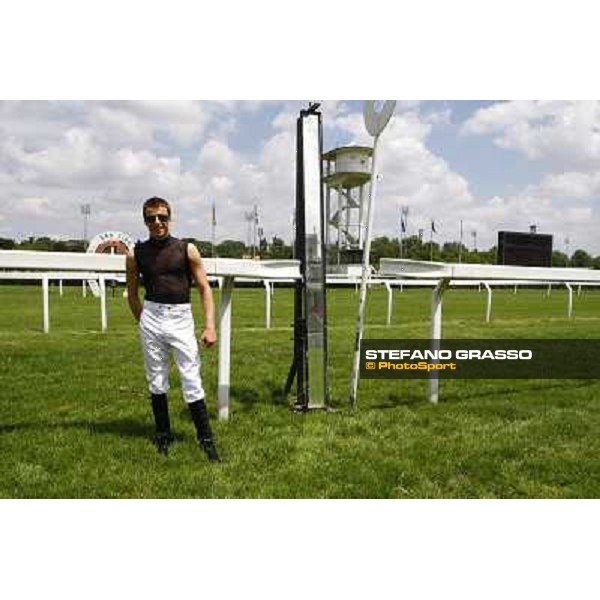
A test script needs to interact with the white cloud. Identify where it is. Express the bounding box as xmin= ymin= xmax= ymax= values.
xmin=88 ymin=105 xmax=154 ymax=147
xmin=457 ymin=100 xmax=600 ymax=252
xmin=197 ymin=138 xmax=239 ymax=175
xmin=14 ymin=197 xmax=54 ymax=217
xmin=1 ymin=100 xmax=599 ymax=255
xmin=533 ymin=171 xmax=600 ymax=200
xmin=462 ymin=100 xmax=600 ymax=170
